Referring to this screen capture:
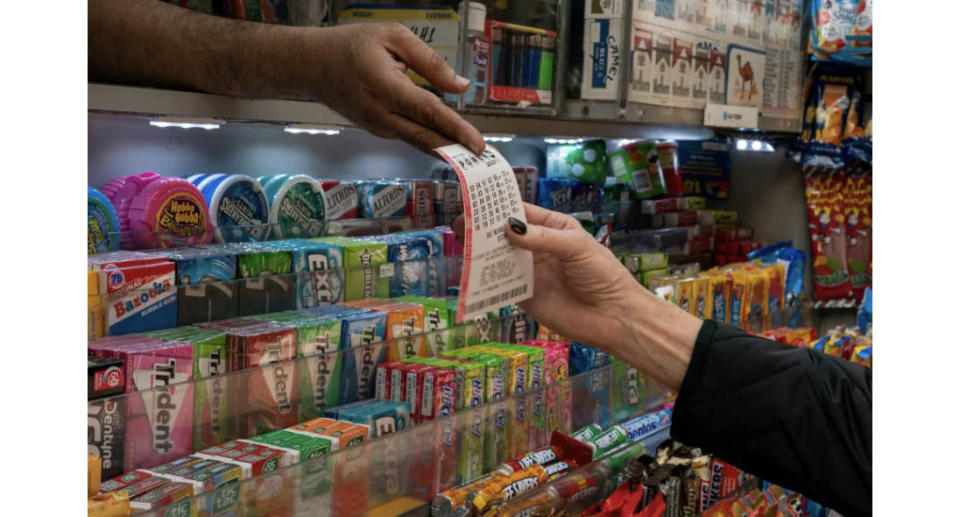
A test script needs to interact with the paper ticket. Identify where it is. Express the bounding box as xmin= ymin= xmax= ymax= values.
xmin=434 ymin=144 xmax=534 ymax=323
